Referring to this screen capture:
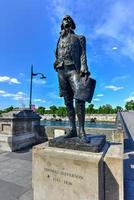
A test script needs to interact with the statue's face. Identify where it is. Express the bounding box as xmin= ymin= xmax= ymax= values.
xmin=62 ymin=16 xmax=72 ymax=29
